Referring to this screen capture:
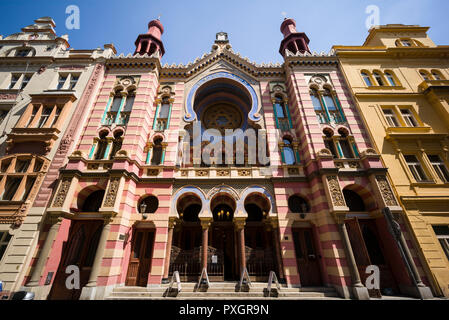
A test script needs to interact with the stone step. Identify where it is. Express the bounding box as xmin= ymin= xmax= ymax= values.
xmin=106 ymin=296 xmax=343 ymax=300
xmin=107 ymin=283 xmax=339 ymax=300
xmin=107 ymin=291 xmax=338 ymax=299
